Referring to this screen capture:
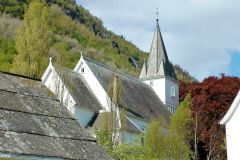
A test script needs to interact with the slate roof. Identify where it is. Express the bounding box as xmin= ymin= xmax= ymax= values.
xmin=84 ymin=57 xmax=172 ymax=122
xmin=139 ymin=20 xmax=177 ymax=80
xmin=53 ymin=64 xmax=103 ymax=112
xmin=0 ymin=72 xmax=111 ymax=160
